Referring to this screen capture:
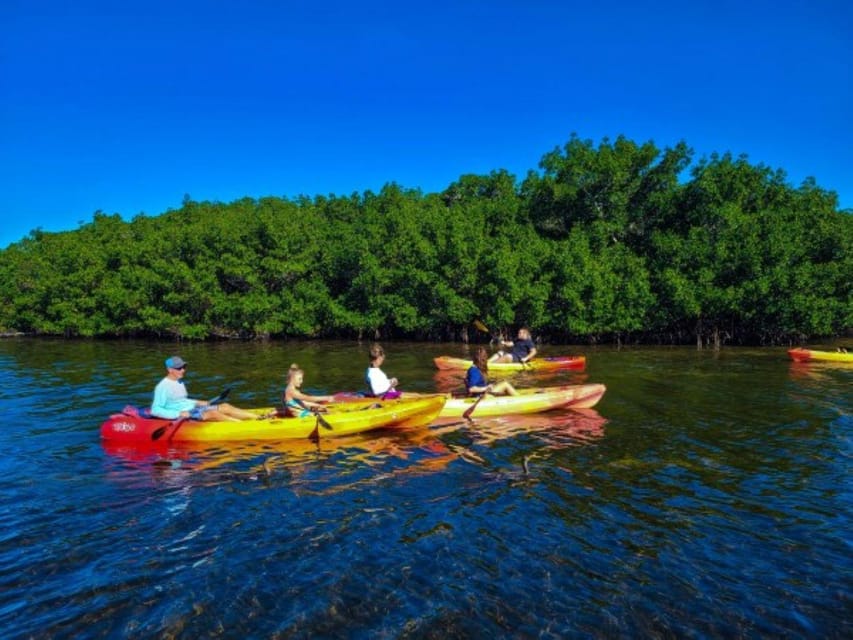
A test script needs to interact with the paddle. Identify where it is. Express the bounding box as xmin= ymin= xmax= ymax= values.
xmin=151 ymin=417 xmax=188 ymax=442
xmin=473 ymin=319 xmax=499 ymax=345
xmin=308 ymin=412 xmax=334 ymax=442
xmin=208 ymin=387 xmax=231 ymax=406
xmin=295 ymin=398 xmax=333 ymax=442
xmin=462 ymin=388 xmax=490 ymax=421
xmin=150 ymin=387 xmax=231 ymax=441
xmin=473 ymin=319 xmax=490 ymax=334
